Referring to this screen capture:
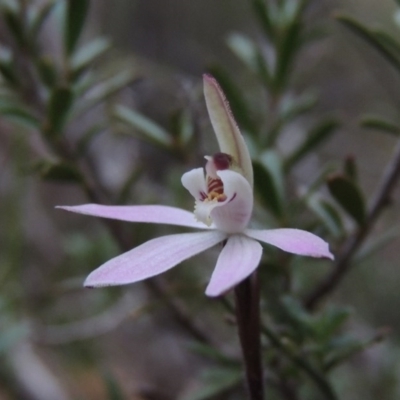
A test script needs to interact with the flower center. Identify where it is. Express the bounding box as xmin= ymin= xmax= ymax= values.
xmin=204 ymin=153 xmax=232 ymax=203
